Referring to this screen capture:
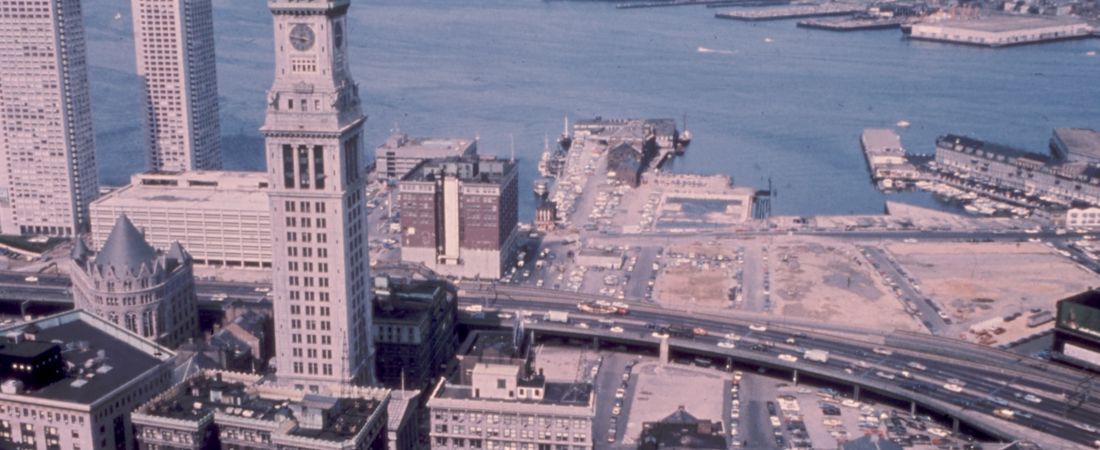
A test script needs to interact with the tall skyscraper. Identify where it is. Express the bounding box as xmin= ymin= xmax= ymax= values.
xmin=131 ymin=0 xmax=222 ymax=172
xmin=262 ymin=0 xmax=374 ymax=390
xmin=0 ymin=0 xmax=99 ymax=236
